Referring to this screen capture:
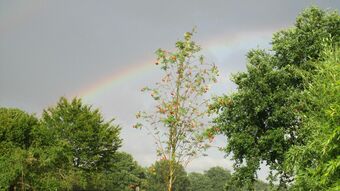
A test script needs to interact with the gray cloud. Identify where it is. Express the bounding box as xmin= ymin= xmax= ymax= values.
xmin=1 ymin=0 xmax=339 ymax=181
